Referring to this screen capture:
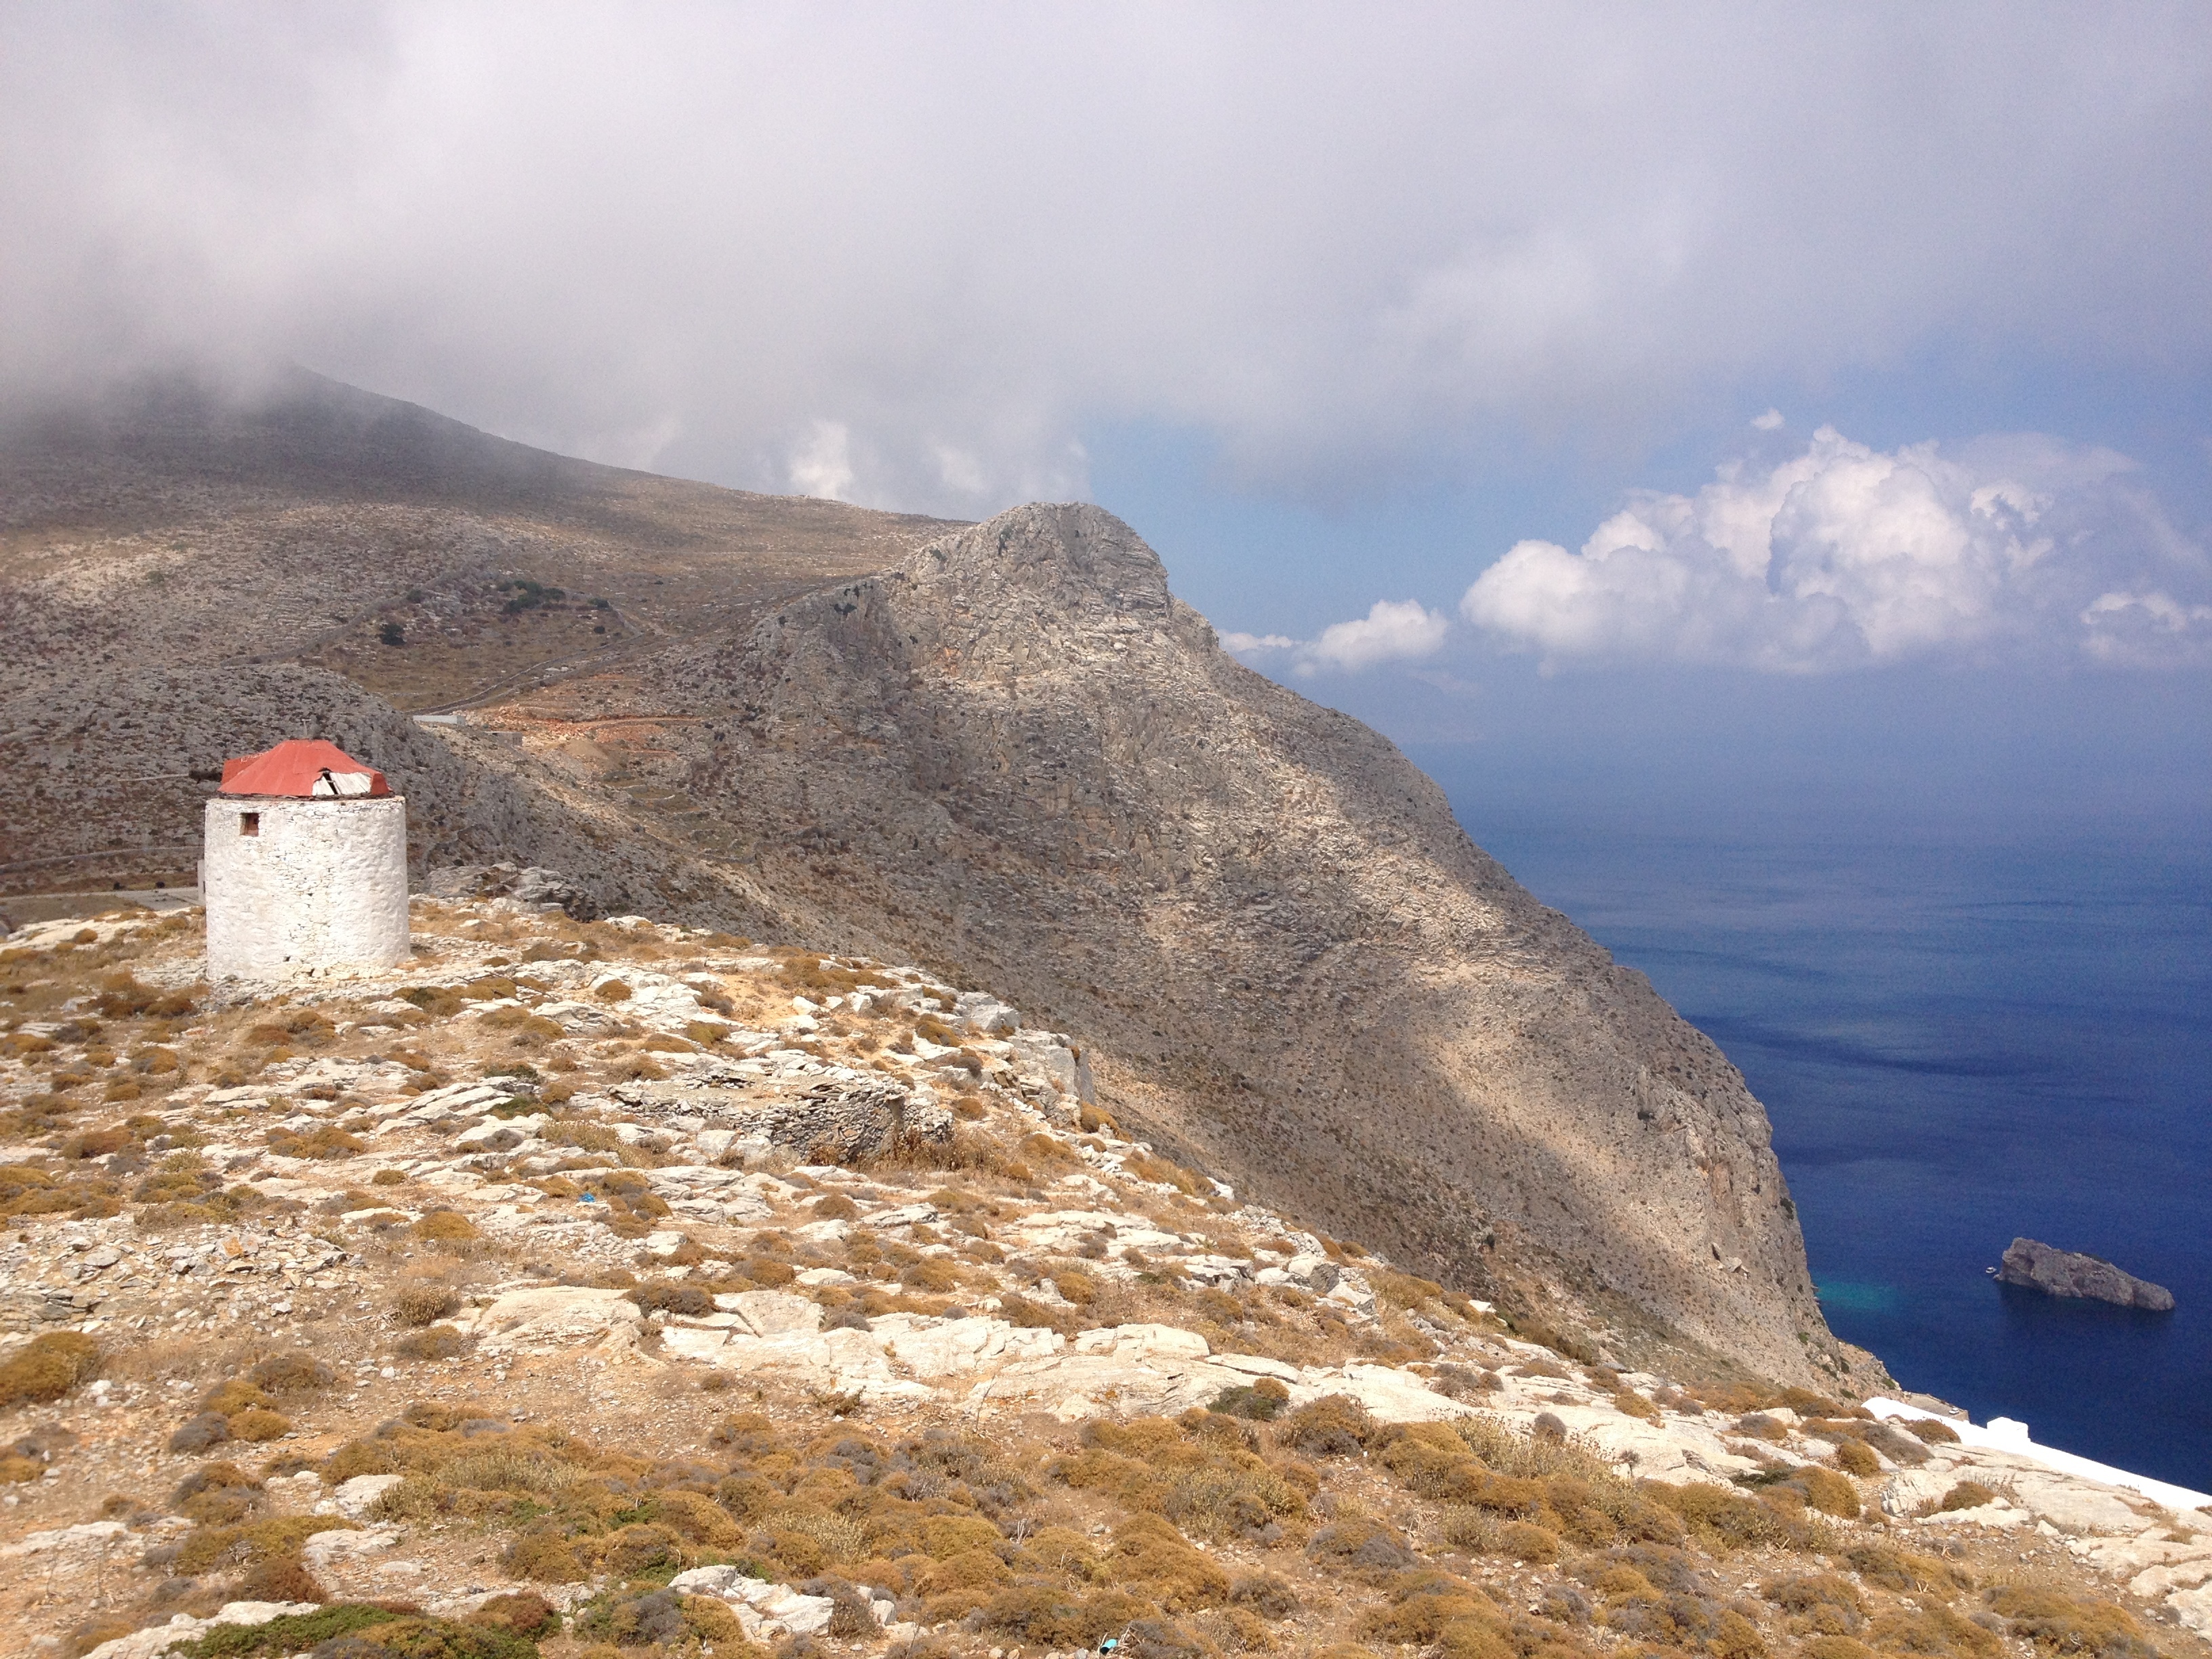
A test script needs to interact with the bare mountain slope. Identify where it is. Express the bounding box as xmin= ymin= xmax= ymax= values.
xmin=1 ymin=384 xmax=1872 ymax=1385
xmin=612 ymin=504 xmax=1860 ymax=1387
xmin=0 ymin=372 xmax=952 ymax=882
xmin=0 ymin=369 xmax=955 ymax=710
